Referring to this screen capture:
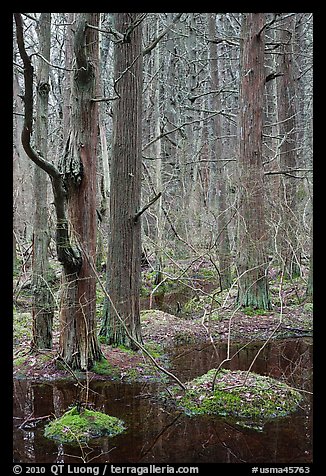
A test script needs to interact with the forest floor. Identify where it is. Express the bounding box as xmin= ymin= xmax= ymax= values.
xmin=13 ymin=263 xmax=313 ymax=383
